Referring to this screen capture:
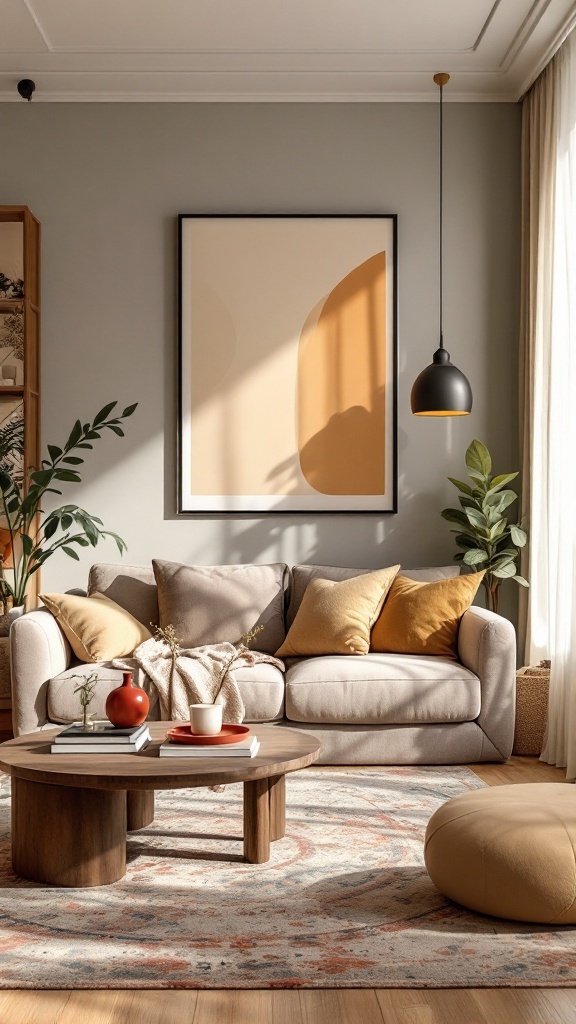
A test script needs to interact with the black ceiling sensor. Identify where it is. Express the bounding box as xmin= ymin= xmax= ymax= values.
xmin=17 ymin=79 xmax=36 ymax=101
